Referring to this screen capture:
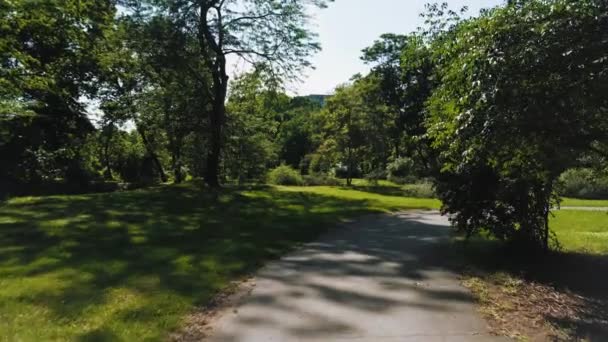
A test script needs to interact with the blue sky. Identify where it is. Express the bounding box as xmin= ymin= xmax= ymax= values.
xmin=289 ymin=0 xmax=504 ymax=95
